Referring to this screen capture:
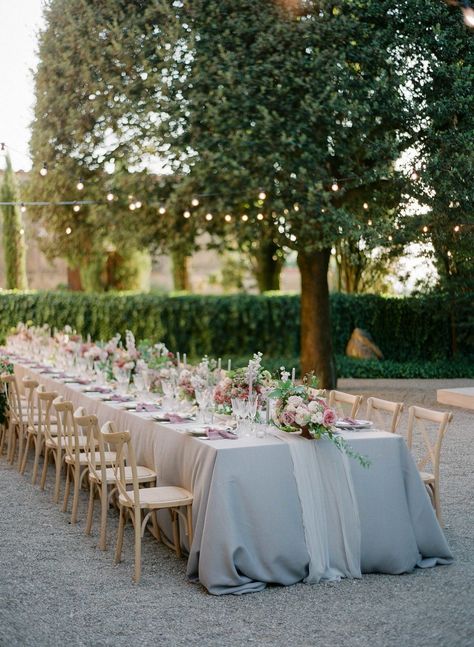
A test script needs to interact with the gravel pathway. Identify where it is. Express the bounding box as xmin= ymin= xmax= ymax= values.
xmin=1 ymin=379 xmax=473 ymax=647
